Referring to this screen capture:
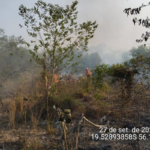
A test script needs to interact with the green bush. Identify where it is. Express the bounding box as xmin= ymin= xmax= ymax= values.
xmin=92 ymin=64 xmax=109 ymax=89
xmin=61 ymin=95 xmax=79 ymax=111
